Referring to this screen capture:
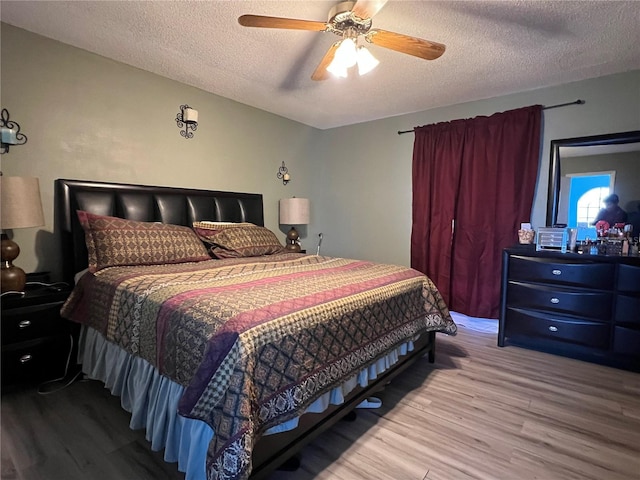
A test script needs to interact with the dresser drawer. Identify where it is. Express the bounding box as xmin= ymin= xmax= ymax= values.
xmin=615 ymin=295 xmax=640 ymax=325
xmin=507 ymin=281 xmax=613 ymax=320
xmin=618 ymin=265 xmax=640 ymax=293
xmin=505 ymin=308 xmax=610 ymax=349
xmin=1 ymin=336 xmax=71 ymax=384
xmin=612 ymin=326 xmax=640 ymax=356
xmin=509 ymin=256 xmax=615 ymax=289
xmin=1 ymin=301 xmax=65 ymax=345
